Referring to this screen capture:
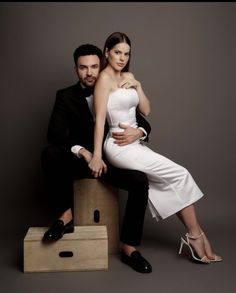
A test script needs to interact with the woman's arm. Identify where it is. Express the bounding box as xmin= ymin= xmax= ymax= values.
xmin=120 ymin=72 xmax=150 ymax=116
xmin=88 ymin=73 xmax=111 ymax=177
xmin=136 ymin=82 xmax=151 ymax=116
